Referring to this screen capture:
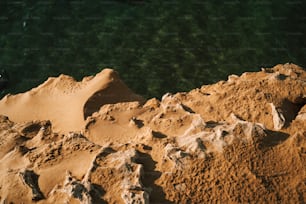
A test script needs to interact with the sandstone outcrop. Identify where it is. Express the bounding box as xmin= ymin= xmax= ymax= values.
xmin=0 ymin=63 xmax=305 ymax=203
